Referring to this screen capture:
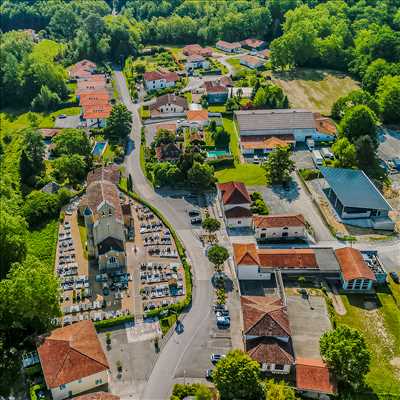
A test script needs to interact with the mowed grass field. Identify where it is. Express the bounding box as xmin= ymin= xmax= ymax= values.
xmin=271 ymin=68 xmax=359 ymax=115
xmin=336 ymin=282 xmax=400 ymax=398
